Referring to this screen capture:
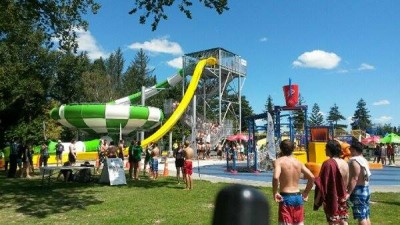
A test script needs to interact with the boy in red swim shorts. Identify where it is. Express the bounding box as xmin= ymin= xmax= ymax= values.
xmin=183 ymin=140 xmax=194 ymax=190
